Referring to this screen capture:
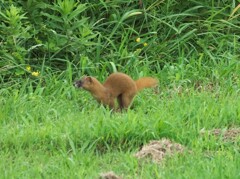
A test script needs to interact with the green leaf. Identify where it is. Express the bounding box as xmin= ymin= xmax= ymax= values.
xmin=70 ymin=17 xmax=88 ymax=31
xmin=41 ymin=12 xmax=63 ymax=23
xmin=15 ymin=68 xmax=25 ymax=76
xmin=68 ymin=4 xmax=87 ymax=21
